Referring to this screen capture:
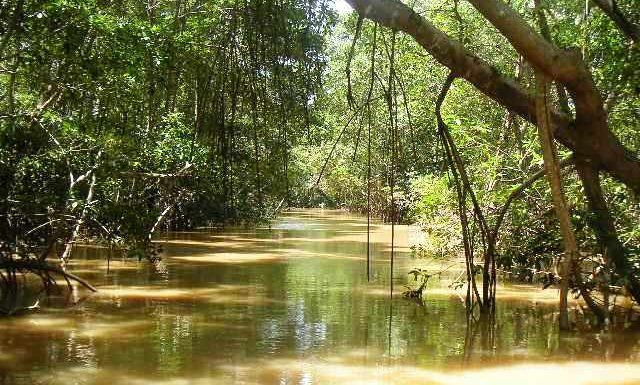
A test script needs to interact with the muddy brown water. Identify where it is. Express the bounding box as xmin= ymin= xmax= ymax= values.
xmin=0 ymin=209 xmax=639 ymax=385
